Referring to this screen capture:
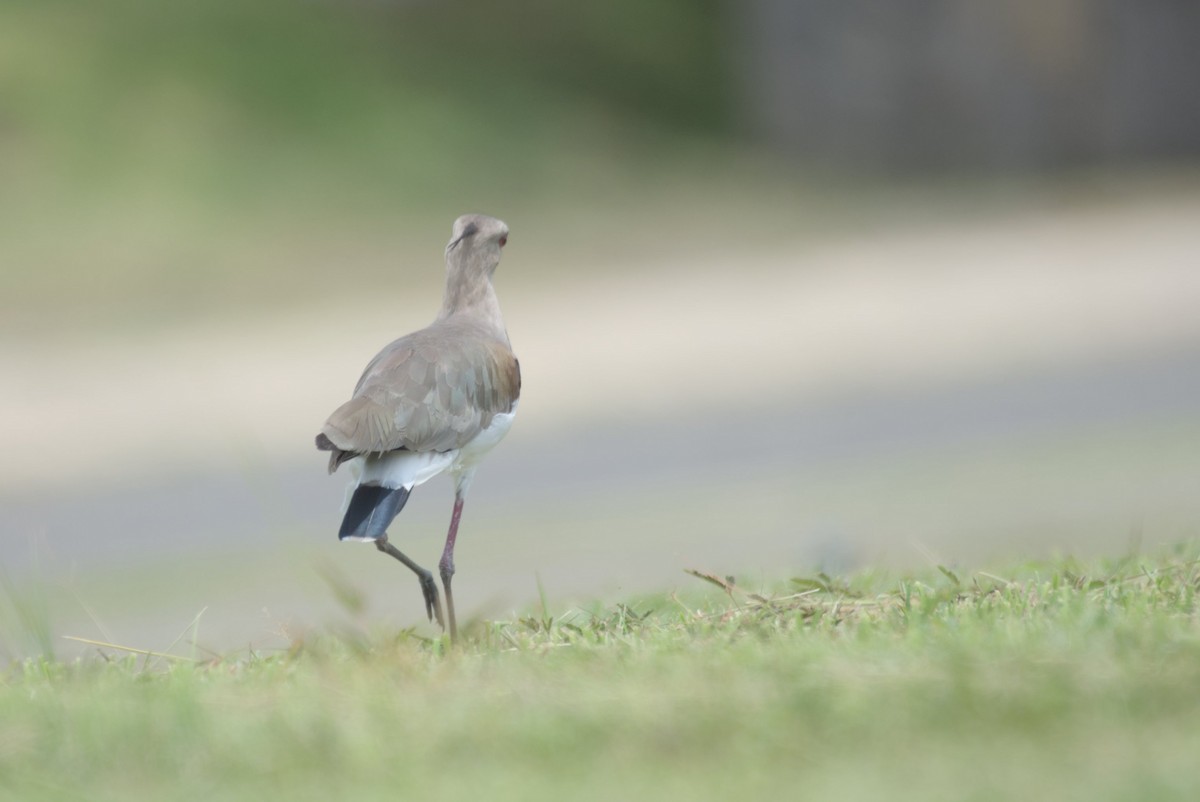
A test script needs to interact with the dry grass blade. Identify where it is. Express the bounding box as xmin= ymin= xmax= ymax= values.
xmin=684 ymin=565 xmax=907 ymax=627
xmin=61 ymin=636 xmax=192 ymax=663
xmin=684 ymin=569 xmax=739 ymax=597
